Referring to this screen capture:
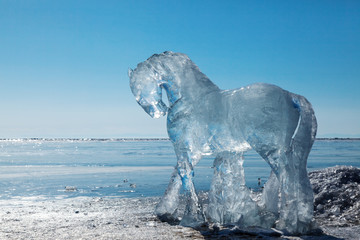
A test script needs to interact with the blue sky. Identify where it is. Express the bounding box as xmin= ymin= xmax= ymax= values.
xmin=0 ymin=0 xmax=359 ymax=138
